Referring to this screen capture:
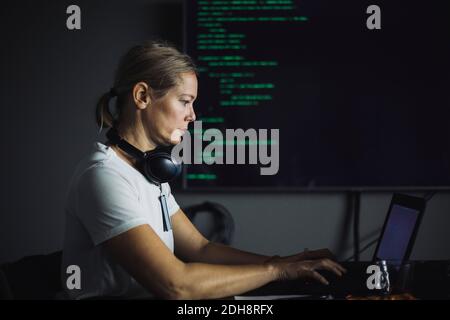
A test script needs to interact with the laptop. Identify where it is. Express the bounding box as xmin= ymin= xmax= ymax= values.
xmin=302 ymin=193 xmax=427 ymax=297
xmin=372 ymin=193 xmax=426 ymax=264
